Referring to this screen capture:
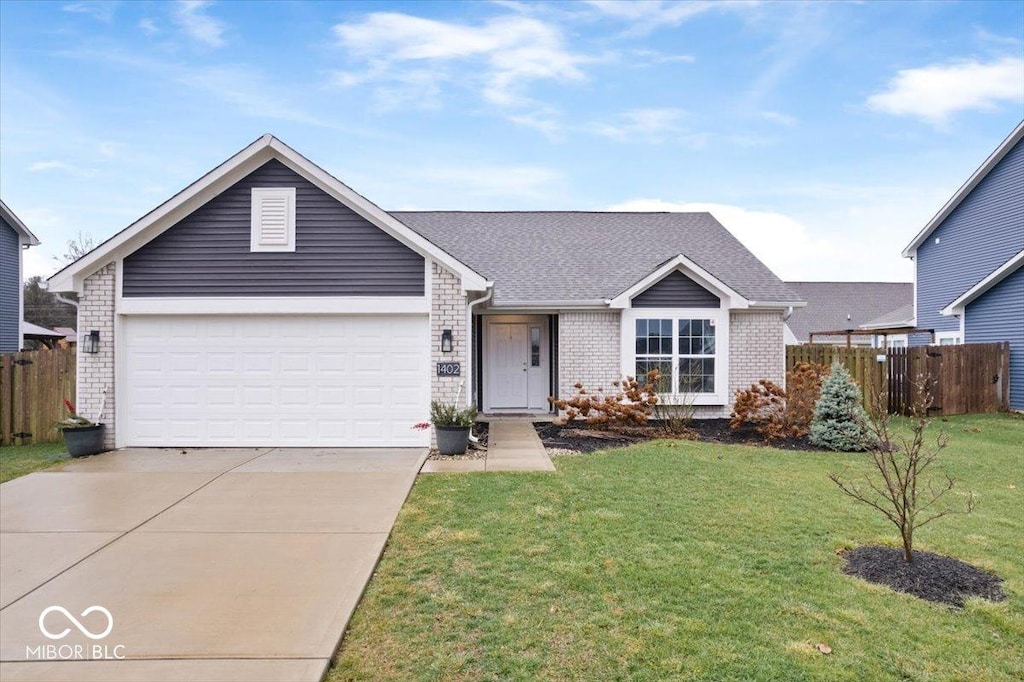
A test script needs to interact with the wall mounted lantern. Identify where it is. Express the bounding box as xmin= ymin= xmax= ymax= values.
xmin=440 ymin=329 xmax=453 ymax=353
xmin=83 ymin=330 xmax=100 ymax=354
